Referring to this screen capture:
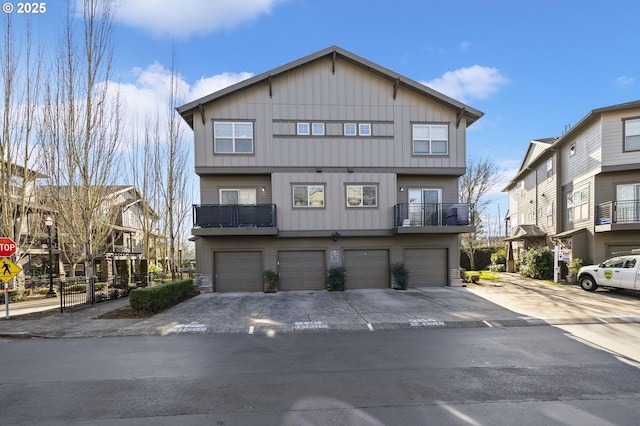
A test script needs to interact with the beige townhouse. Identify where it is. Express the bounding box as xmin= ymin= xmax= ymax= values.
xmin=178 ymin=46 xmax=483 ymax=291
xmin=504 ymin=101 xmax=640 ymax=274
